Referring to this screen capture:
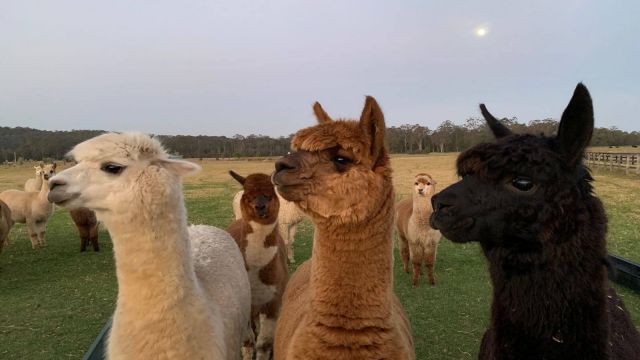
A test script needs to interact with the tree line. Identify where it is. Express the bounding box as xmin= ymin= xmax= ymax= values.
xmin=1 ymin=119 xmax=639 ymax=162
